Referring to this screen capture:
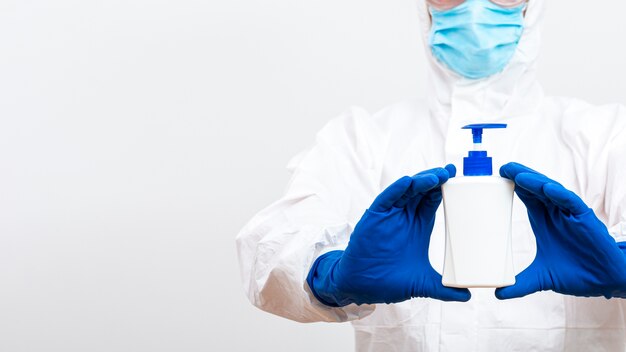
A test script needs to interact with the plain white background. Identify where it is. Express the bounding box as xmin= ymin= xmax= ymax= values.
xmin=1 ymin=0 xmax=625 ymax=351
